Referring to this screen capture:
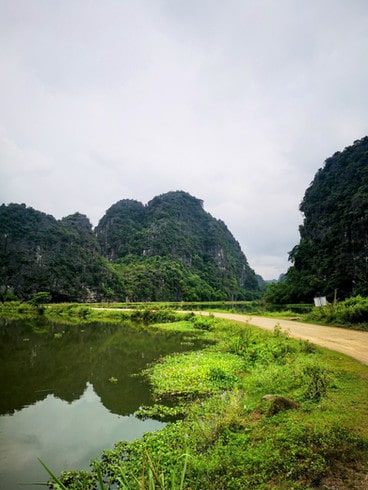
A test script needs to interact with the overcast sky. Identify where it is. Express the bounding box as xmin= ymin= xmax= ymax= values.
xmin=1 ymin=1 xmax=367 ymax=280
